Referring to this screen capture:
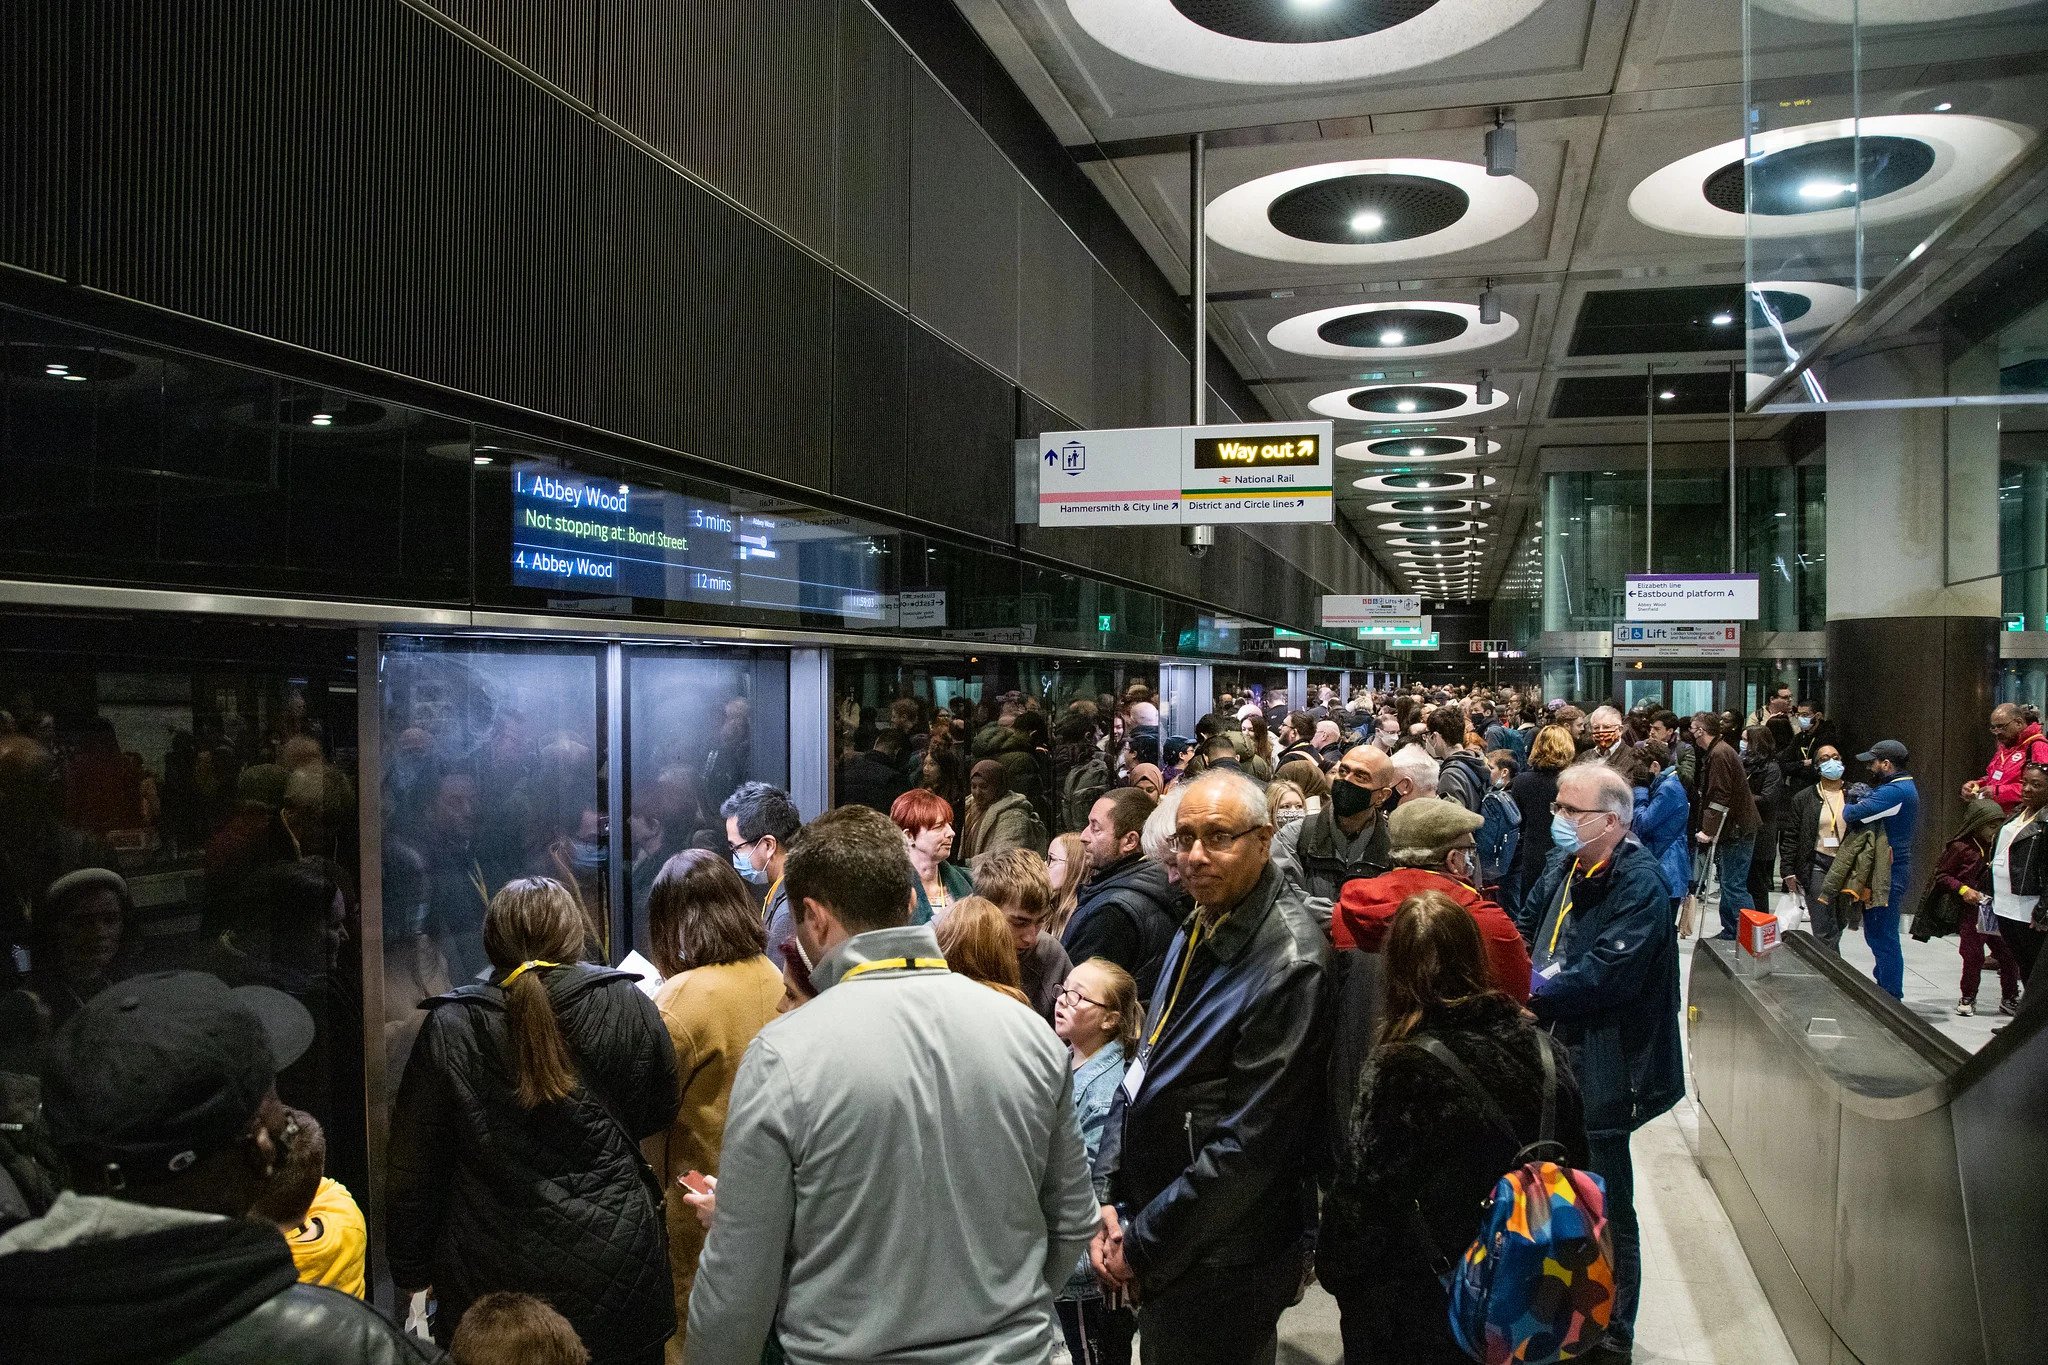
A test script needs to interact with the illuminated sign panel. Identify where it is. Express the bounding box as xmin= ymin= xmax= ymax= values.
xmin=1191 ymin=433 xmax=1322 ymax=470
